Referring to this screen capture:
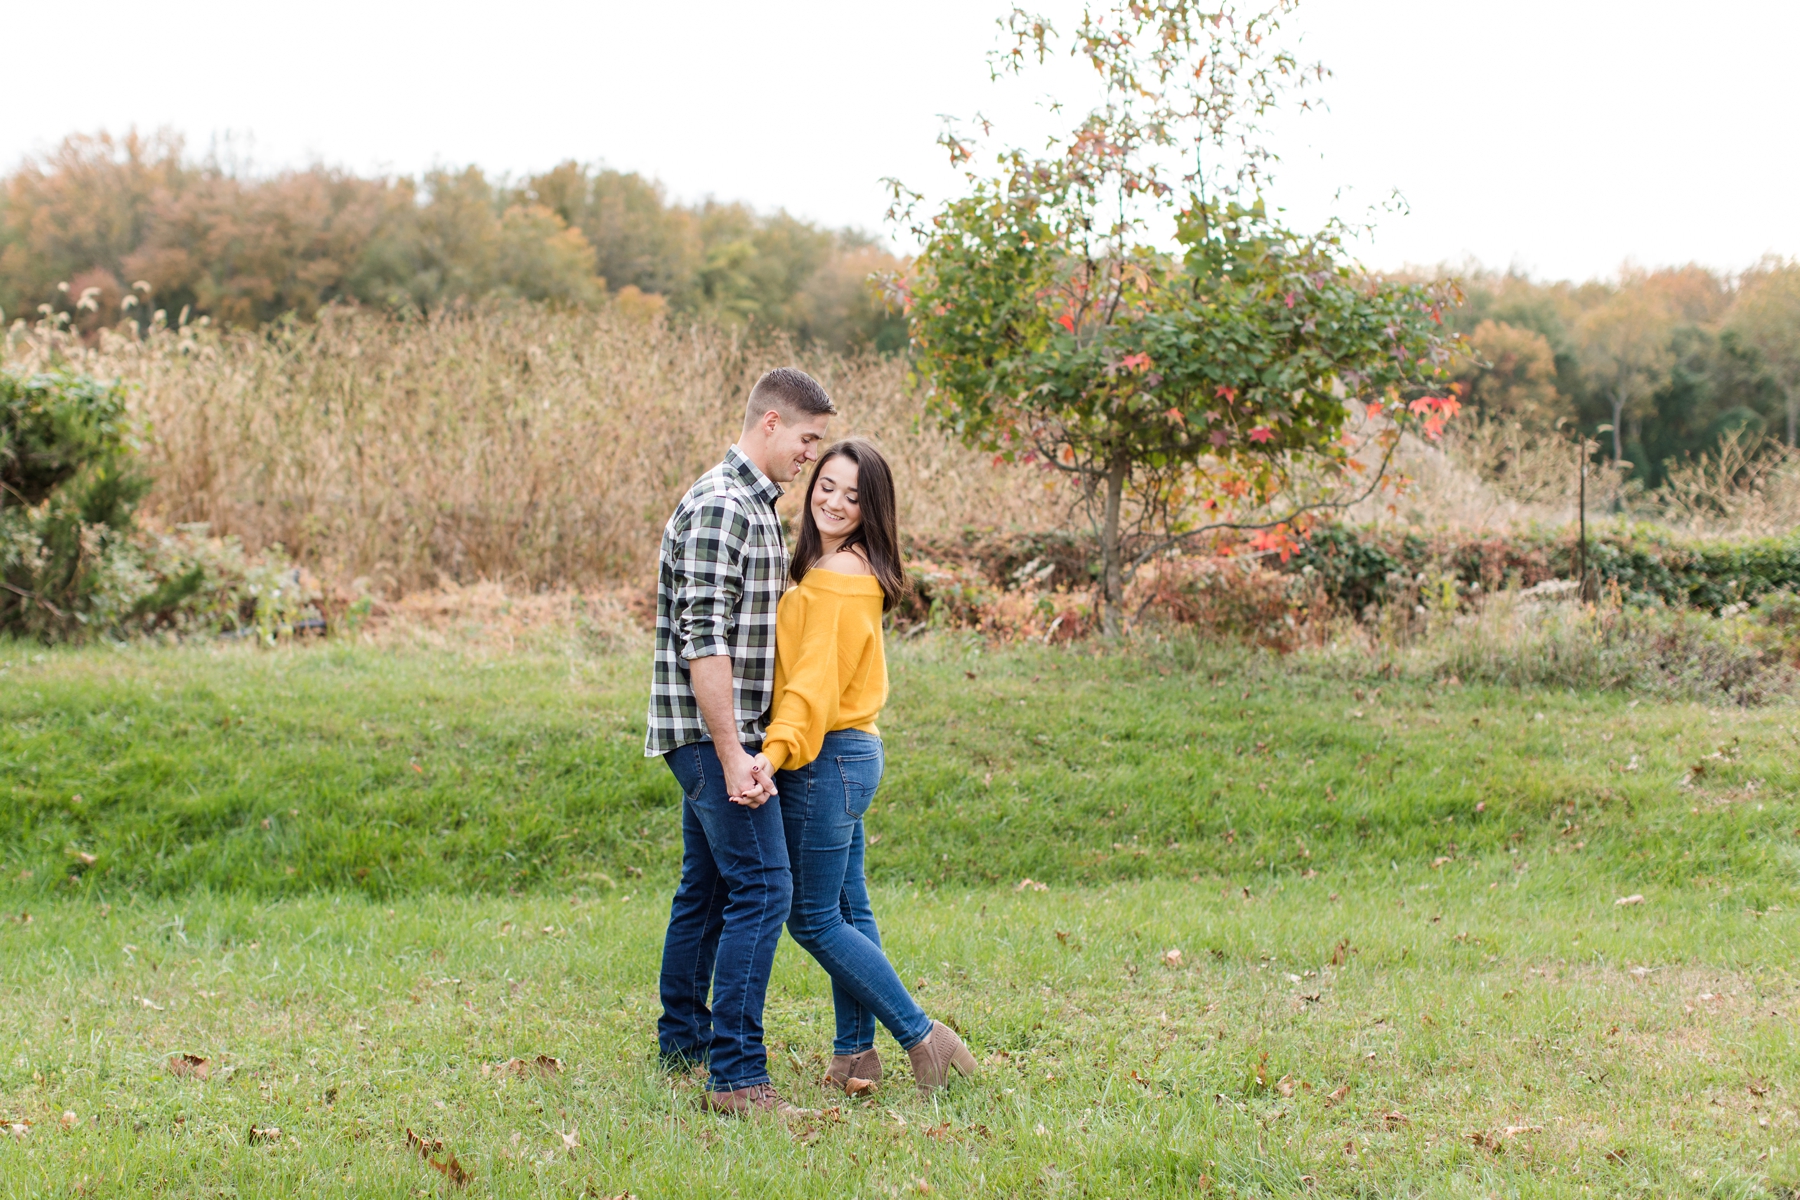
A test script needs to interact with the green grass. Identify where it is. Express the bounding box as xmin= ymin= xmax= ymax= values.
xmin=4 ymin=638 xmax=1797 ymax=899
xmin=1 ymin=635 xmax=1797 ymax=1197
xmin=2 ymin=876 xmax=1796 ymax=1197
